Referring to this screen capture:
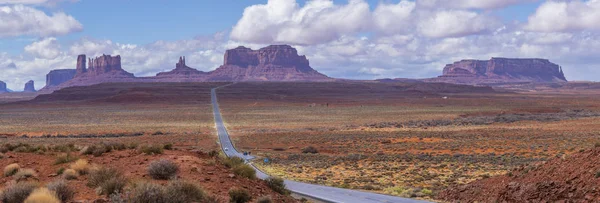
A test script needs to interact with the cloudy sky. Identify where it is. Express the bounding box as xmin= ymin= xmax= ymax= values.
xmin=1 ymin=0 xmax=599 ymax=90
